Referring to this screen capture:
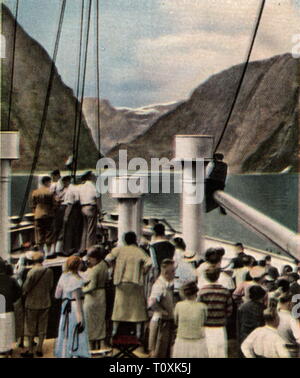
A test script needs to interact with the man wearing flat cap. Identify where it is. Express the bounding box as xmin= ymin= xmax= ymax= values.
xmin=21 ymin=252 xmax=53 ymax=358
